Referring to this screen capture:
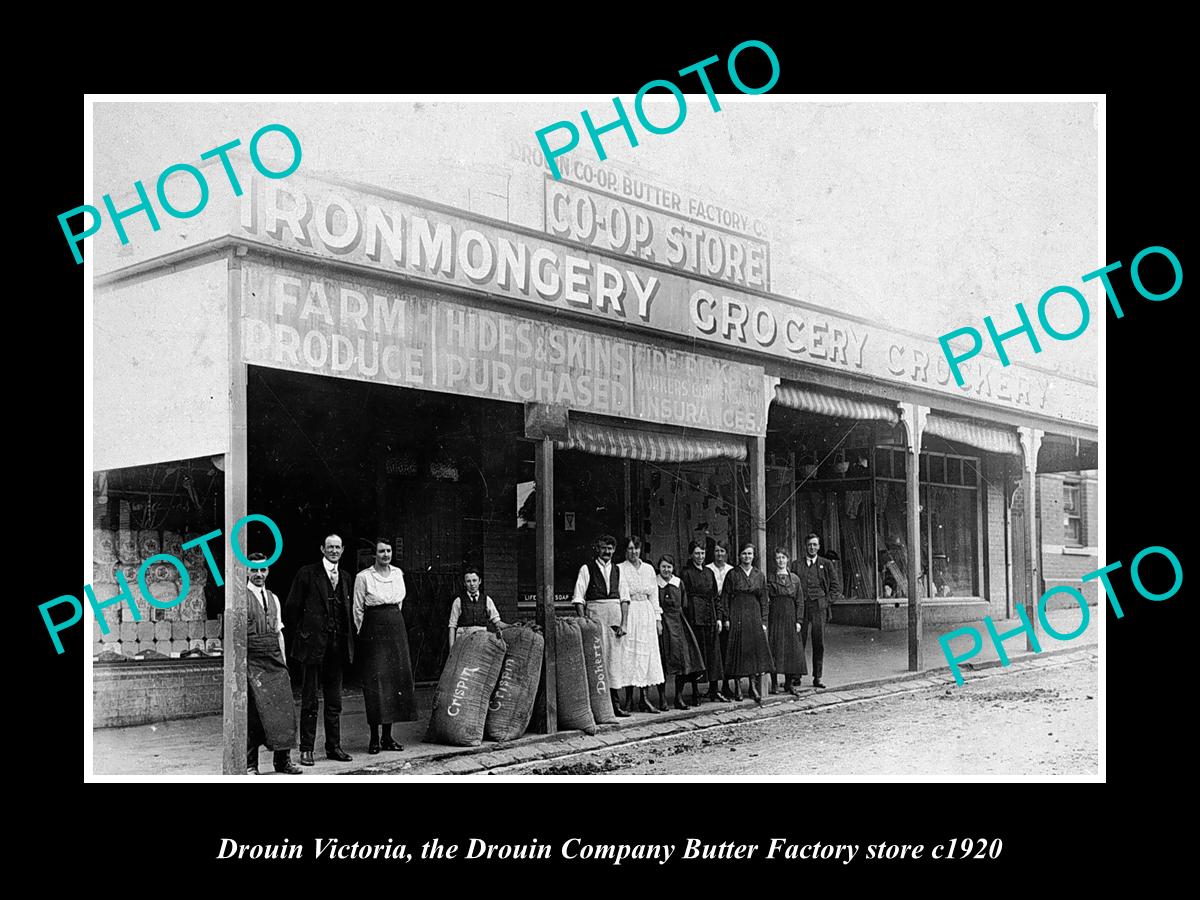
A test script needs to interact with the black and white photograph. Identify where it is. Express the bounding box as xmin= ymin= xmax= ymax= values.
xmin=82 ymin=94 xmax=1104 ymax=781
